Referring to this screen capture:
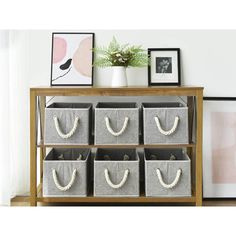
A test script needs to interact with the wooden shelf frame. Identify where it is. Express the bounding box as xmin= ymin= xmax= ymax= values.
xmin=36 ymin=183 xmax=196 ymax=203
xmin=30 ymin=86 xmax=203 ymax=206
xmin=37 ymin=142 xmax=196 ymax=148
